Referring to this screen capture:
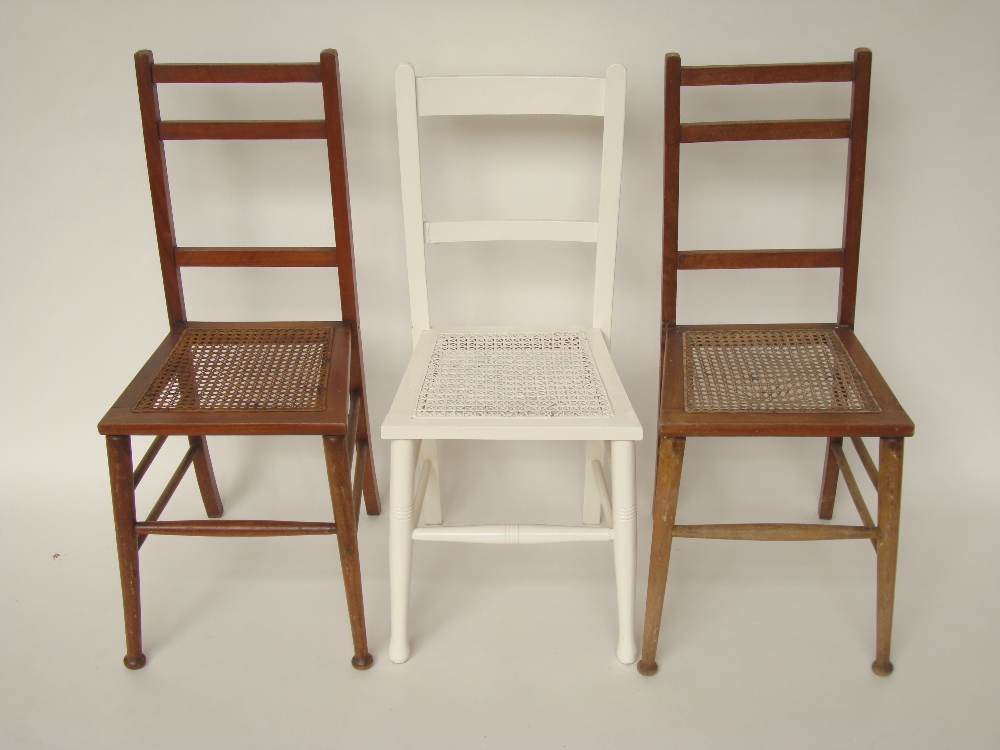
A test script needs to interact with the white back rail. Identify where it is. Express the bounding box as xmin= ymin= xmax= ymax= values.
xmin=395 ymin=63 xmax=627 ymax=346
